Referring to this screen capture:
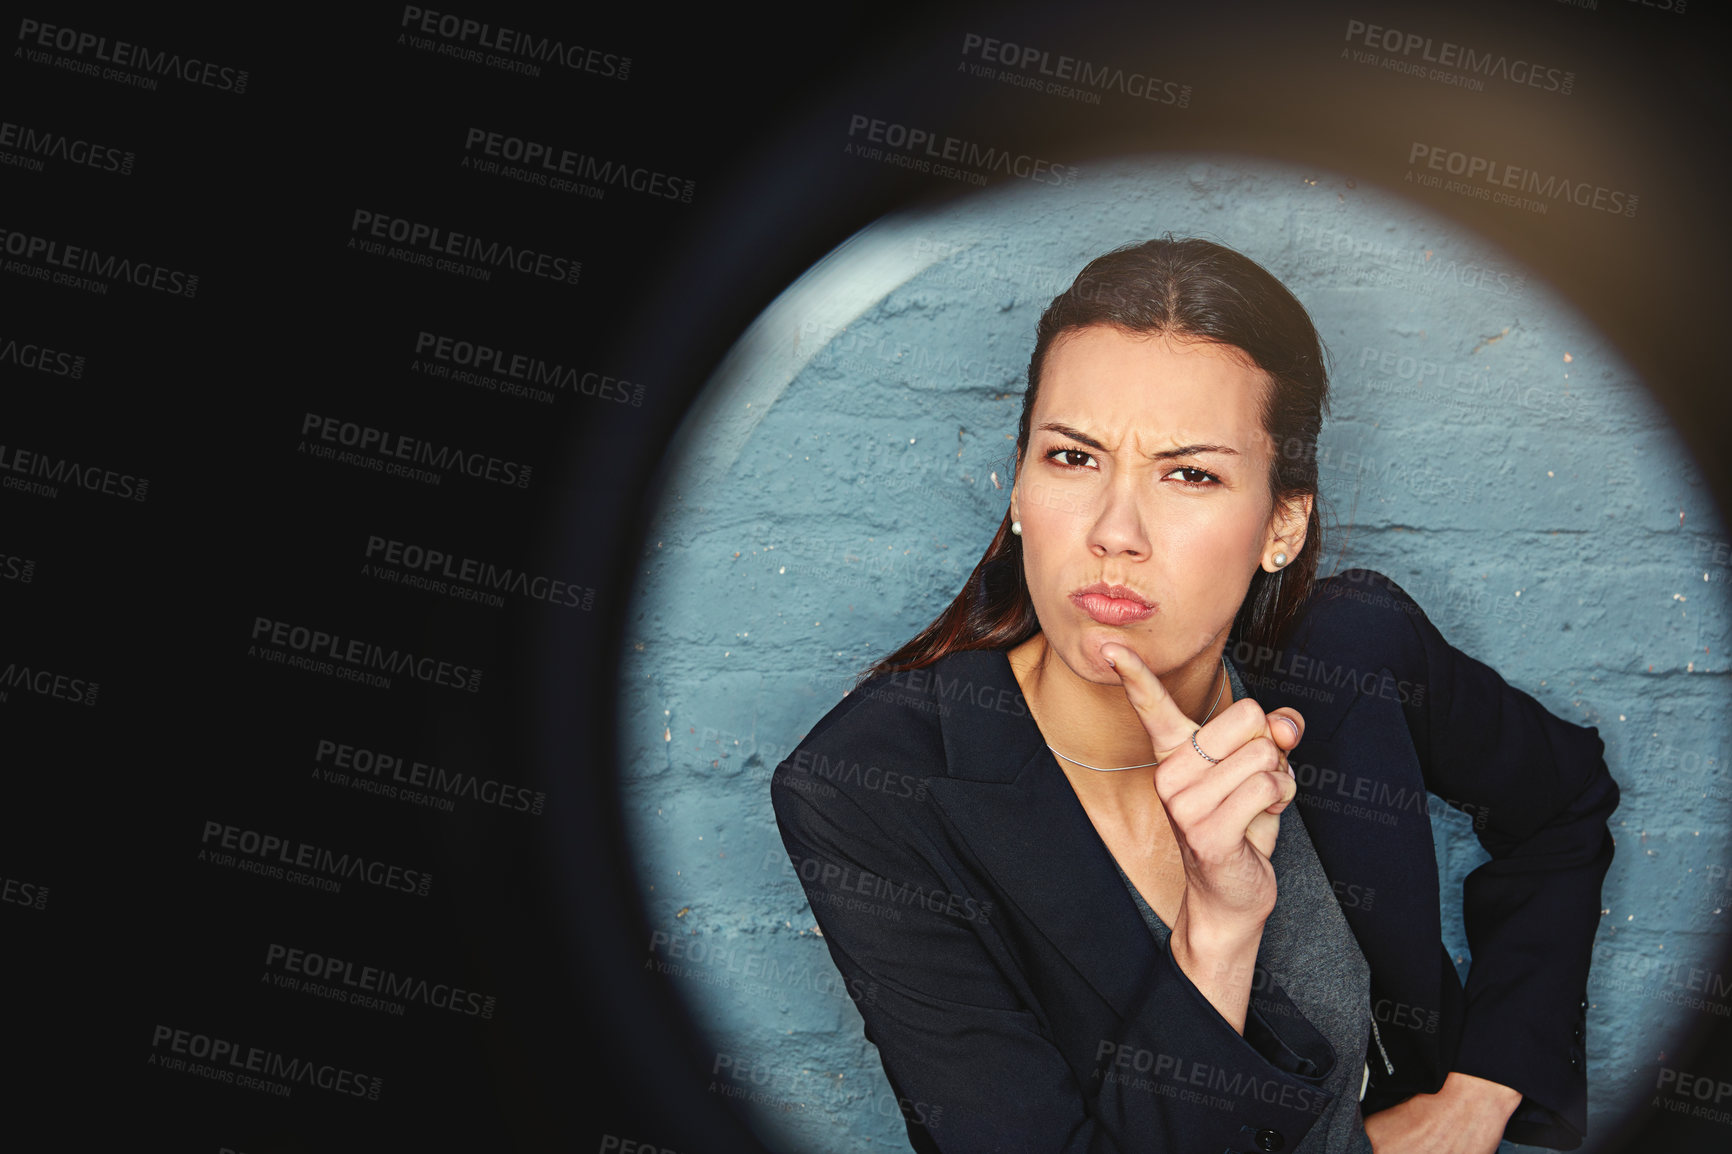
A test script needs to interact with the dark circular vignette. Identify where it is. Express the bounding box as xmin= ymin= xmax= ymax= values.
xmin=521 ymin=1 xmax=1732 ymax=1151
